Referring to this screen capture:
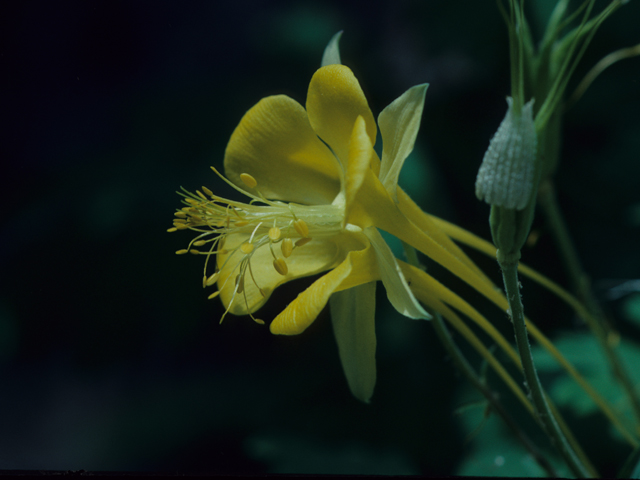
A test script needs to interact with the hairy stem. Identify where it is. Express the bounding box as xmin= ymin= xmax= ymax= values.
xmin=498 ymin=249 xmax=591 ymax=477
